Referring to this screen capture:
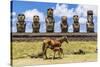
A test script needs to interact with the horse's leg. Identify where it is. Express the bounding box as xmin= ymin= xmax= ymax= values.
xmin=53 ymin=51 xmax=56 ymax=59
xmin=60 ymin=48 xmax=64 ymax=58
xmin=45 ymin=48 xmax=48 ymax=59
xmin=42 ymin=43 xmax=45 ymax=59
xmin=58 ymin=49 xmax=61 ymax=58
xmin=42 ymin=43 xmax=48 ymax=59
xmin=43 ymin=48 xmax=48 ymax=59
